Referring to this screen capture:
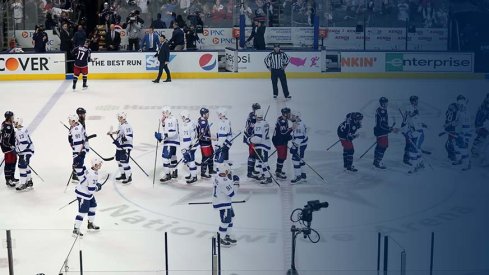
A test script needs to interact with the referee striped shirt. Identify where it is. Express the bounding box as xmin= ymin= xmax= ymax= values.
xmin=264 ymin=51 xmax=289 ymax=70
